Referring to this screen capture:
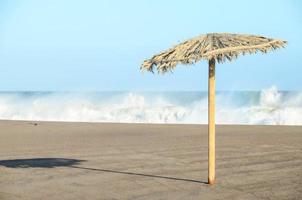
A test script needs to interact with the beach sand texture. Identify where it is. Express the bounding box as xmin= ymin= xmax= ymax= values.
xmin=0 ymin=120 xmax=301 ymax=200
